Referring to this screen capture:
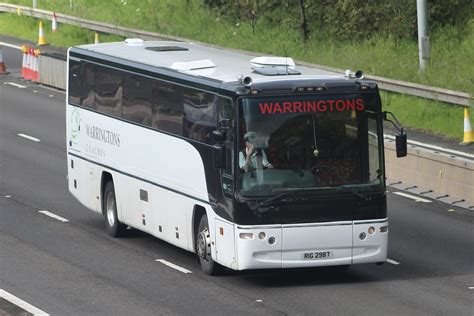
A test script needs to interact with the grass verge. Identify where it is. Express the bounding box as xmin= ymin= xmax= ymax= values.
xmin=0 ymin=8 xmax=469 ymax=141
